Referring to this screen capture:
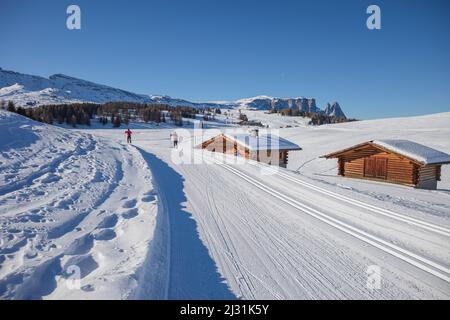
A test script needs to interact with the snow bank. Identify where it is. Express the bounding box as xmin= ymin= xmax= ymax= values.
xmin=0 ymin=110 xmax=161 ymax=299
